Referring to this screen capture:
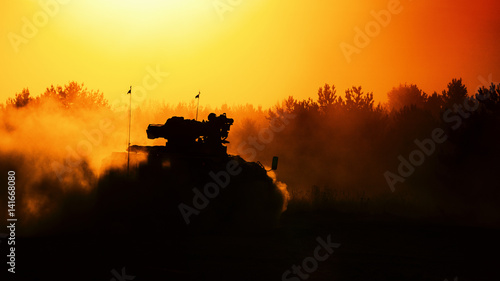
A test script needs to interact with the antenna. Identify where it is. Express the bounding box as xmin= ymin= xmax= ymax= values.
xmin=195 ymin=91 xmax=200 ymax=121
xmin=127 ymin=86 xmax=132 ymax=174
